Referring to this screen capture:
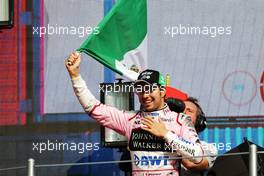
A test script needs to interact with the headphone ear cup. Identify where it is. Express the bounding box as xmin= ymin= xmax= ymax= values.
xmin=166 ymin=98 xmax=185 ymax=113
xmin=195 ymin=115 xmax=207 ymax=133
